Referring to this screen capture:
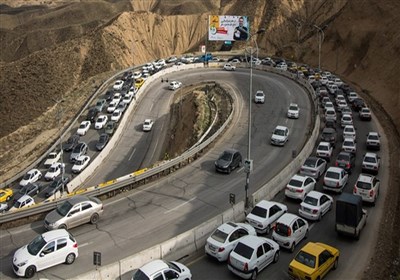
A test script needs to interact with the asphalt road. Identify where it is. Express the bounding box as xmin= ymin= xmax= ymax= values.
xmin=0 ymin=68 xmax=314 ymax=279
